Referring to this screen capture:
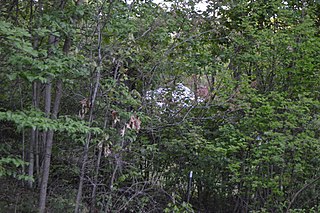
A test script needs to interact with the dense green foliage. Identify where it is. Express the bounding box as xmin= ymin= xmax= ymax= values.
xmin=1 ymin=0 xmax=320 ymax=212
